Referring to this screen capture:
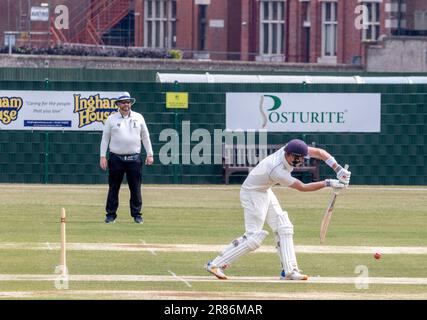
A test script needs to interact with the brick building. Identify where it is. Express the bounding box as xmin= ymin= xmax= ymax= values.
xmin=1 ymin=0 xmax=426 ymax=65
